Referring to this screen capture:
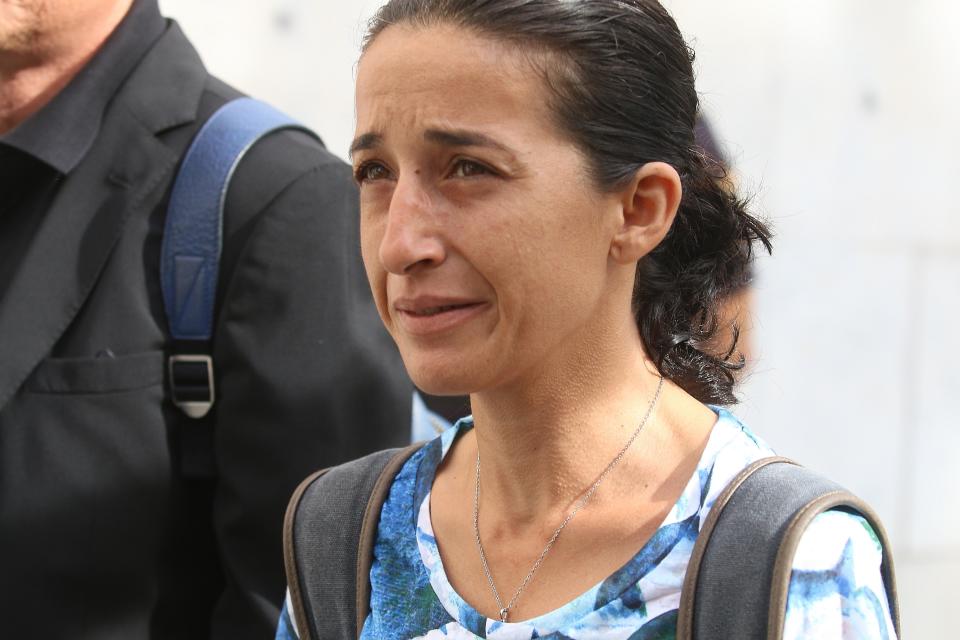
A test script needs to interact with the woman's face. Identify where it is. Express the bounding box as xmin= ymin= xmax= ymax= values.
xmin=353 ymin=24 xmax=628 ymax=395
